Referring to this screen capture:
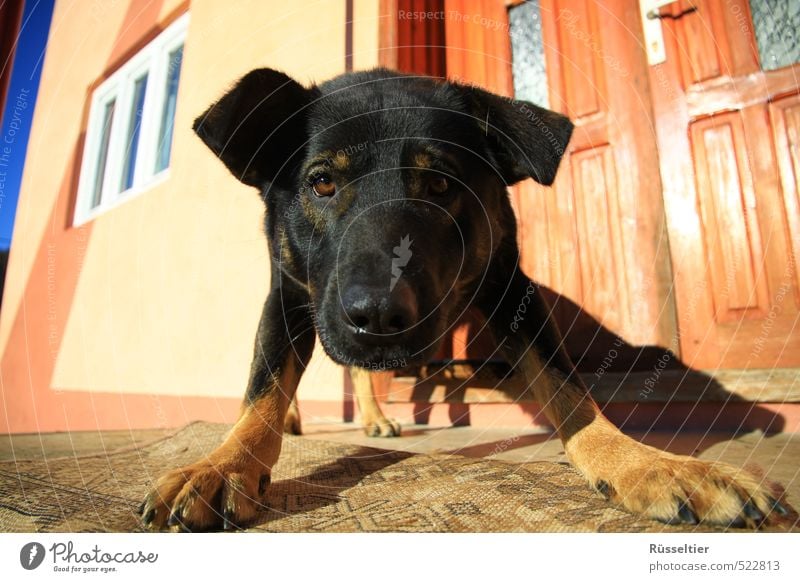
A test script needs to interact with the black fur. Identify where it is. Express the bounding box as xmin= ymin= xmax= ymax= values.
xmin=192 ymin=68 xmax=574 ymax=398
